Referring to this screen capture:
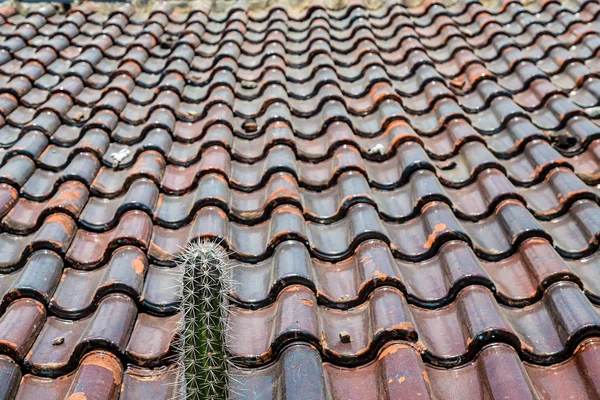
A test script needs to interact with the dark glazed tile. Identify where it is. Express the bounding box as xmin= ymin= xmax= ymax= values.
xmin=51 ymin=246 xmax=147 ymax=318
xmin=0 ymin=250 xmax=63 ymax=308
xmin=21 ymin=153 xmax=100 ymax=201
xmin=121 ymin=364 xmax=179 ymax=400
xmin=80 ymin=178 xmax=158 ymax=230
xmin=0 ymin=213 xmax=76 ymax=271
xmin=0 ymin=298 xmax=45 ymax=359
xmin=25 ymin=294 xmax=136 ymax=375
xmin=91 ymin=151 xmax=165 ymax=197
xmin=66 ymin=210 xmax=152 ymax=269
xmin=126 ymin=313 xmax=179 ymax=365
xmin=0 ymin=355 xmax=20 ymax=399
xmin=2 ymin=181 xmax=88 ymax=233
xmin=17 ymin=351 xmax=122 ymax=400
